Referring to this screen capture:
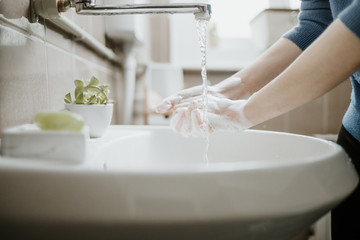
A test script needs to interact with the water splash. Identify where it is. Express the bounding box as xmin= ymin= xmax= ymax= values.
xmin=196 ymin=19 xmax=210 ymax=165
